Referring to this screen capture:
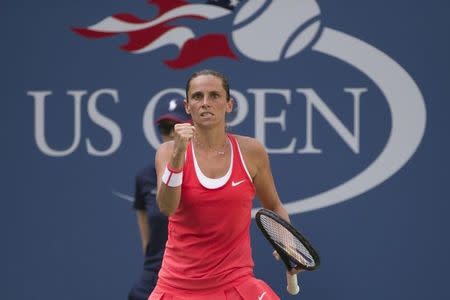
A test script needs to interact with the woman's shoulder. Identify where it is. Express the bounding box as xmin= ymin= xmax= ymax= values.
xmin=232 ymin=134 xmax=267 ymax=157
xmin=232 ymin=134 xmax=268 ymax=178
